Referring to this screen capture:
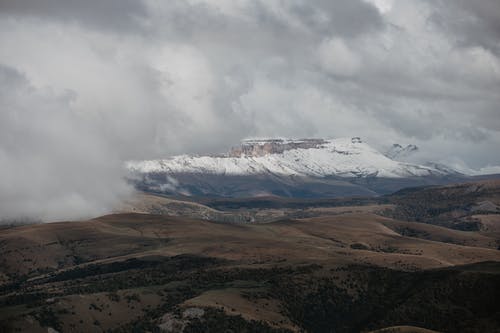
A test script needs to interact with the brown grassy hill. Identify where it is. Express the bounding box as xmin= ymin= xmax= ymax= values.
xmin=2 ymin=179 xmax=500 ymax=332
xmin=1 ymin=212 xmax=499 ymax=332
xmin=2 ymin=212 xmax=499 ymax=282
xmin=388 ymin=179 xmax=500 ymax=231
